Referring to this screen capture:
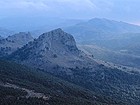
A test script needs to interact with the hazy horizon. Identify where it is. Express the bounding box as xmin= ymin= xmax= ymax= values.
xmin=0 ymin=0 xmax=140 ymax=25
